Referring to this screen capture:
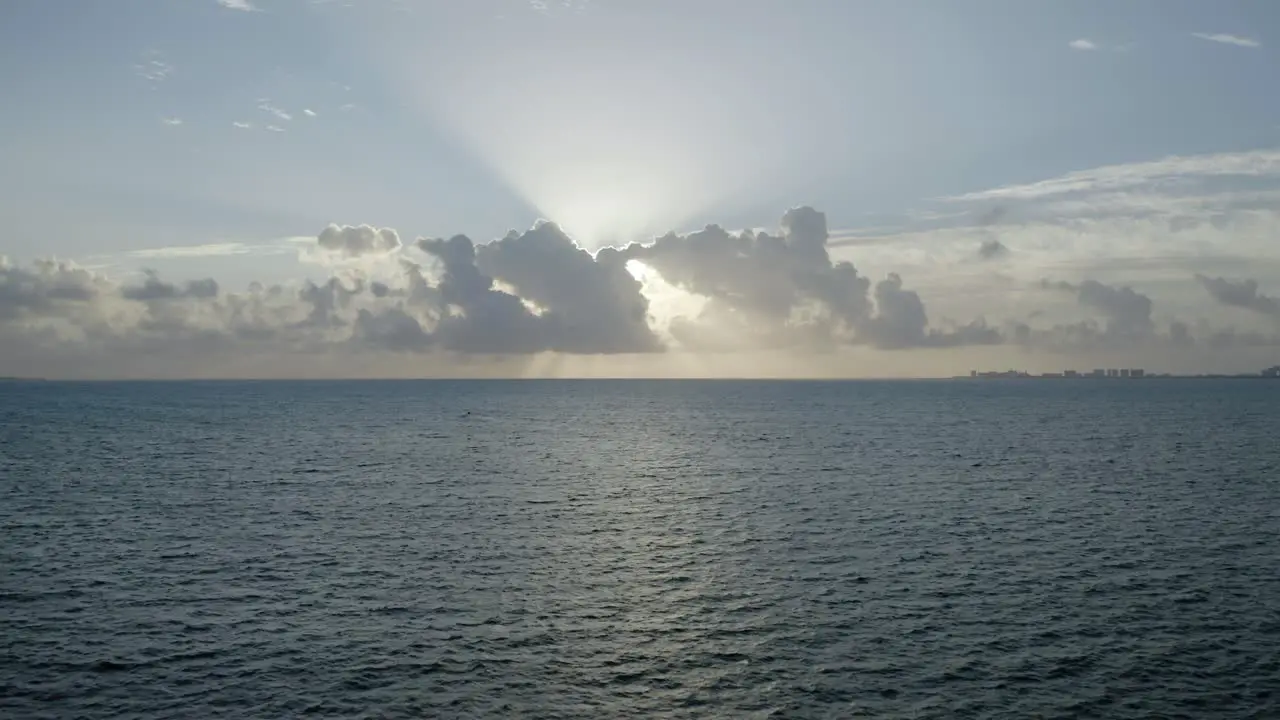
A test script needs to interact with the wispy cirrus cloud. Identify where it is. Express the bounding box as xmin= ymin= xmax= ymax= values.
xmin=232 ymin=121 xmax=253 ymax=129
xmin=950 ymin=149 xmax=1280 ymax=202
xmin=126 ymin=240 xmax=302 ymax=260
xmin=1068 ymin=38 xmax=1097 ymax=51
xmin=161 ymin=117 xmax=183 ymax=126
xmin=257 ymin=100 xmax=292 ymax=122
xmin=133 ymin=55 xmax=173 ymax=85
xmin=1192 ymin=33 xmax=1261 ymax=48
xmin=217 ymin=0 xmax=259 ymax=11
